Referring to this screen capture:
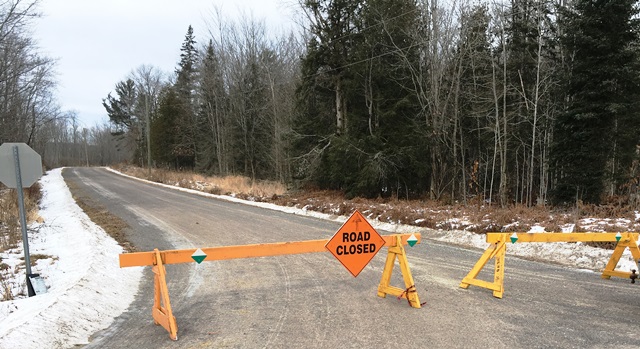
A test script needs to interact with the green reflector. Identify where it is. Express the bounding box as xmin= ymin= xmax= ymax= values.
xmin=407 ymin=234 xmax=418 ymax=247
xmin=191 ymin=248 xmax=207 ymax=264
